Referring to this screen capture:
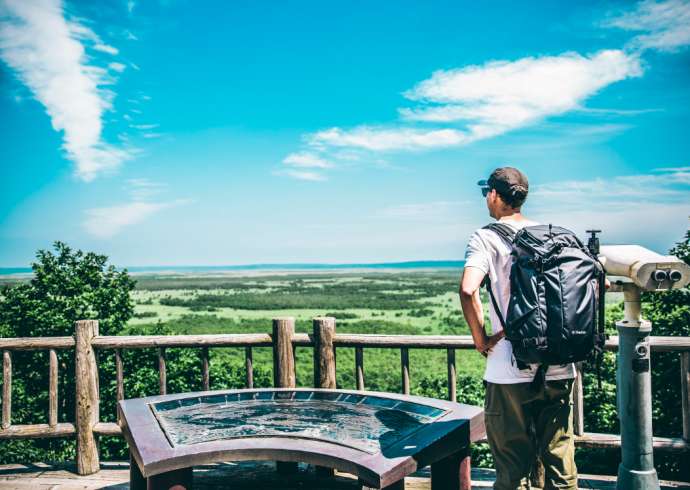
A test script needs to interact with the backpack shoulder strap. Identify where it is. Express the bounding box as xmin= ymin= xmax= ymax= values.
xmin=482 ymin=222 xmax=517 ymax=246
